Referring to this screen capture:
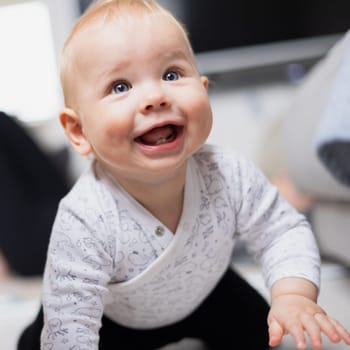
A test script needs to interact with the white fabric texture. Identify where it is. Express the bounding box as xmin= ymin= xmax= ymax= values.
xmin=283 ymin=29 xmax=350 ymax=199
xmin=41 ymin=144 xmax=320 ymax=349
xmin=315 ymin=30 xmax=350 ymax=186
